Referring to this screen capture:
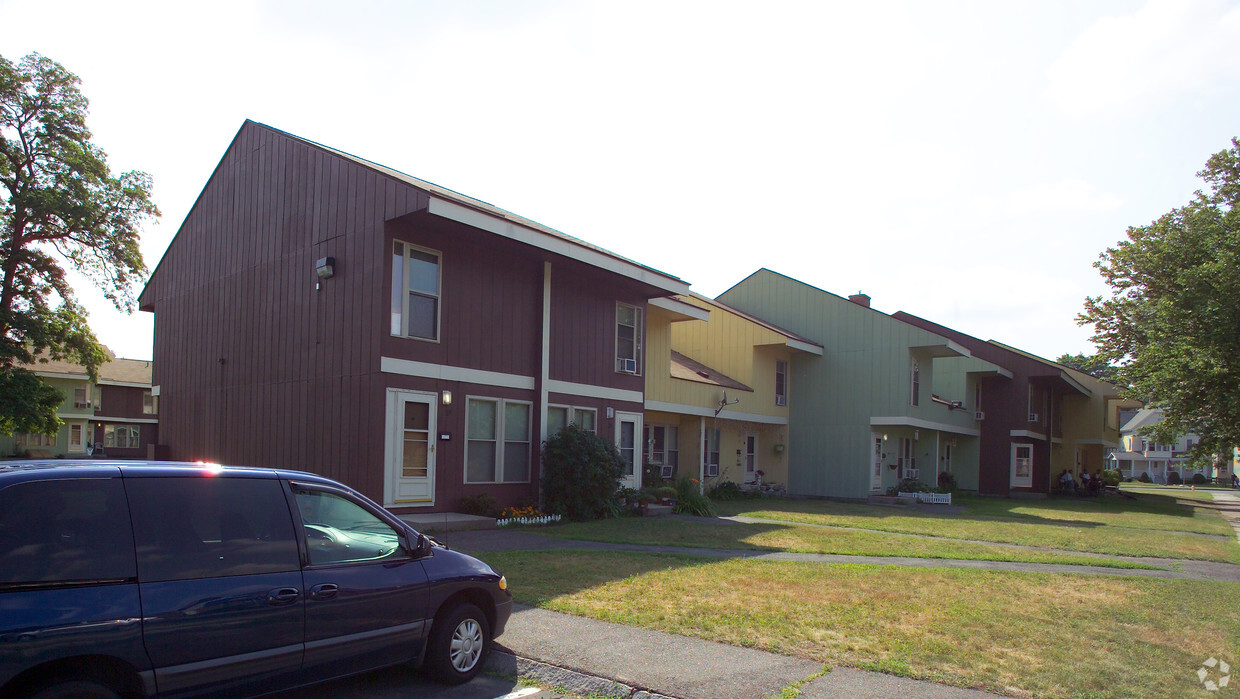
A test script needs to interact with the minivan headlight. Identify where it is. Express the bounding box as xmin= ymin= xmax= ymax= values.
xmin=498 ymin=575 xmax=507 ymax=591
